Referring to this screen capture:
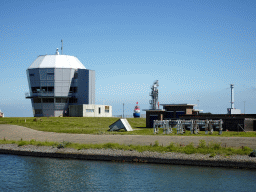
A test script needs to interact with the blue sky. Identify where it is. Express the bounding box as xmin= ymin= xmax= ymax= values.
xmin=0 ymin=0 xmax=256 ymax=117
